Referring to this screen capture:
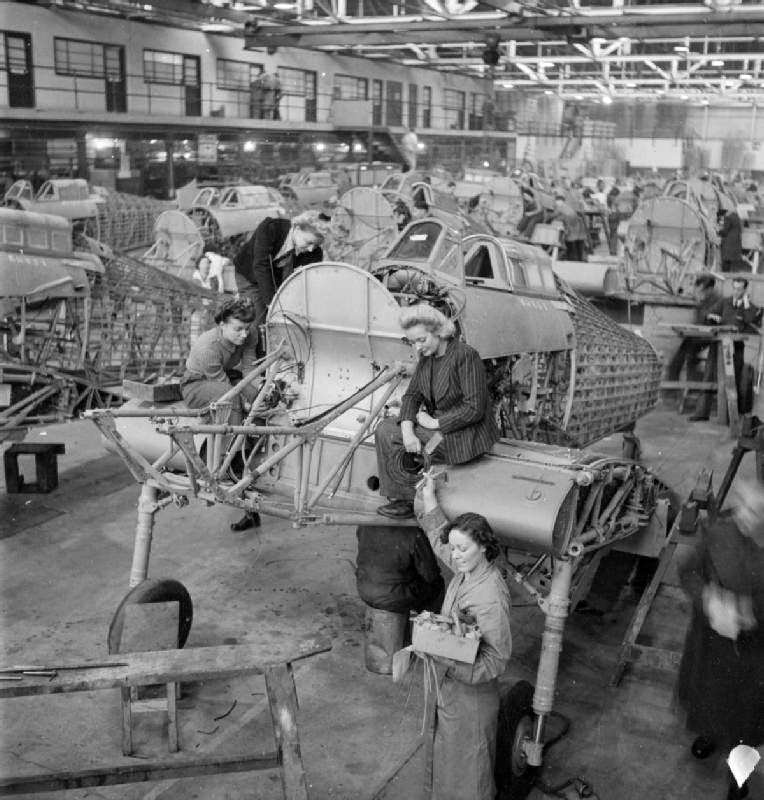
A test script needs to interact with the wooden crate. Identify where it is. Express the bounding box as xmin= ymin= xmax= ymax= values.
xmin=412 ymin=625 xmax=480 ymax=663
